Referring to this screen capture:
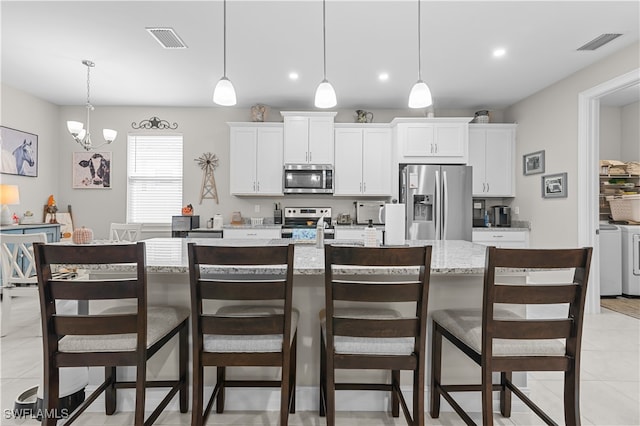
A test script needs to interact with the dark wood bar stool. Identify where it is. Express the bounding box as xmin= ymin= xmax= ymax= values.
xmin=33 ymin=242 xmax=189 ymax=426
xmin=430 ymin=246 xmax=593 ymax=426
xmin=188 ymin=243 xmax=297 ymax=426
xmin=320 ymin=244 xmax=432 ymax=426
